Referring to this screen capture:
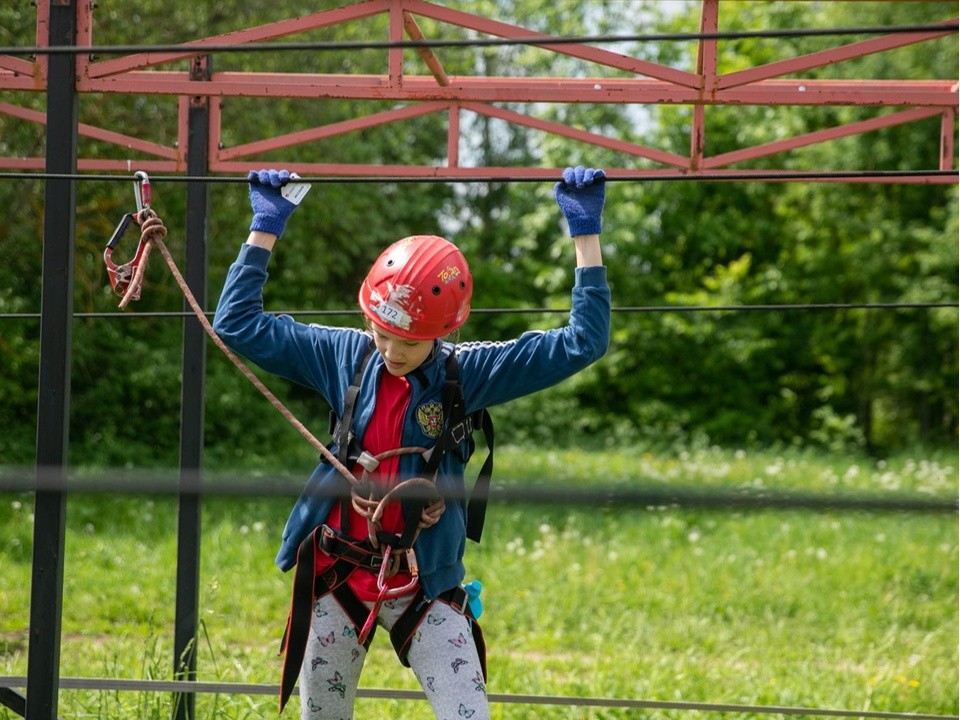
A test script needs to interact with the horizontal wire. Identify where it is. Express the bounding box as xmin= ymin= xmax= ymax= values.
xmin=6 ymin=469 xmax=956 ymax=513
xmin=0 ymin=303 xmax=956 ymax=322
xmin=0 ymin=676 xmax=954 ymax=719
xmin=0 ymin=171 xmax=956 ymax=185
xmin=1 ymin=22 xmax=956 ymax=56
